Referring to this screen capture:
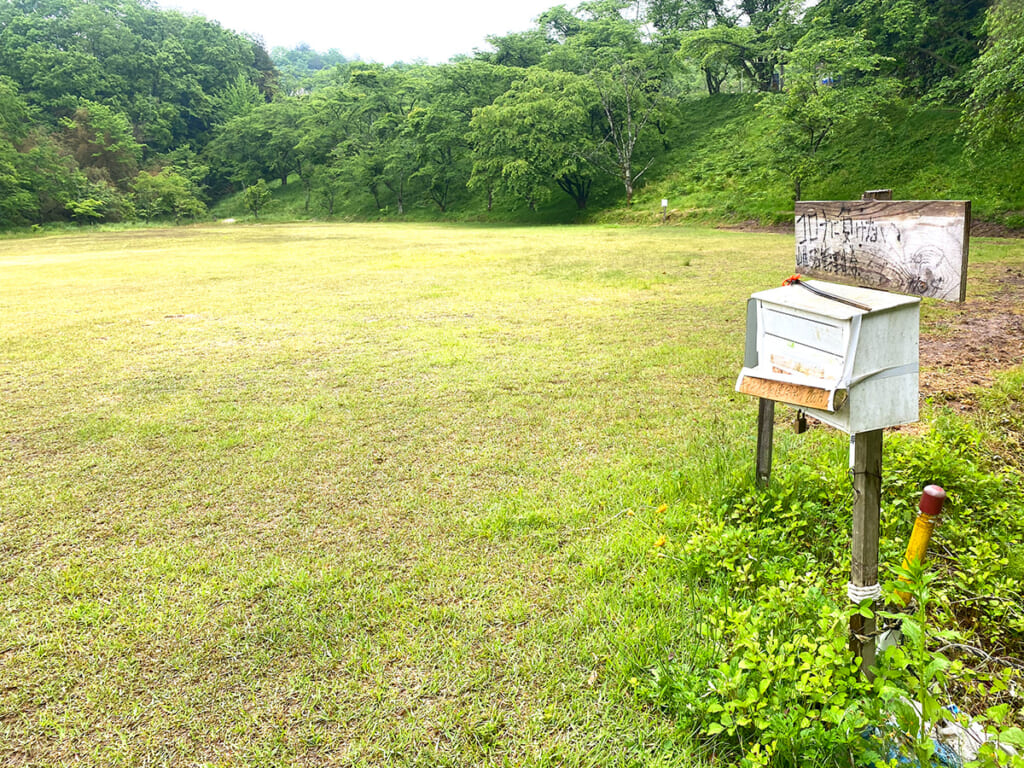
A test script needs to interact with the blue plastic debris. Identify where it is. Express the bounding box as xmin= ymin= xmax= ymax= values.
xmin=861 ymin=725 xmax=963 ymax=768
